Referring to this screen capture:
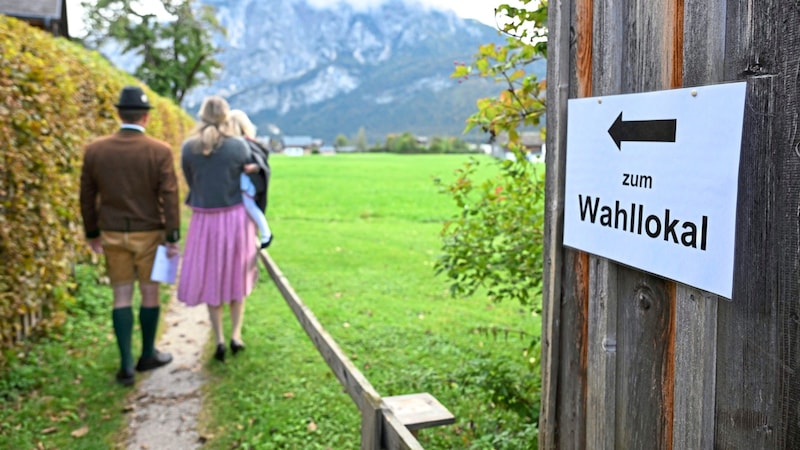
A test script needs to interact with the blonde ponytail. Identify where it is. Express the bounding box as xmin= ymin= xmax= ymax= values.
xmin=190 ymin=96 xmax=235 ymax=155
